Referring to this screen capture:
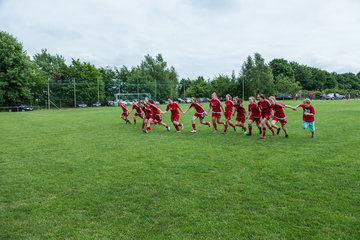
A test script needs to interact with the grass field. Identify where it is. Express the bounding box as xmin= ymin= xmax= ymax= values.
xmin=1 ymin=100 xmax=359 ymax=239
